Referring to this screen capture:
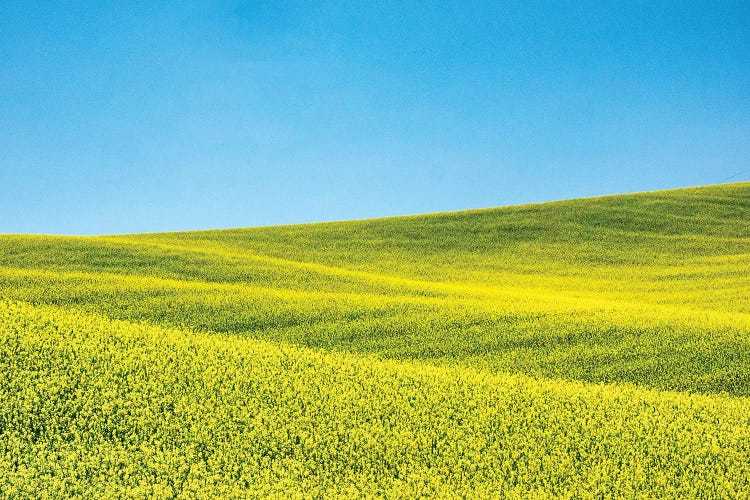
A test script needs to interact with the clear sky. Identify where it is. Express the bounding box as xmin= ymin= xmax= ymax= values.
xmin=1 ymin=1 xmax=749 ymax=235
